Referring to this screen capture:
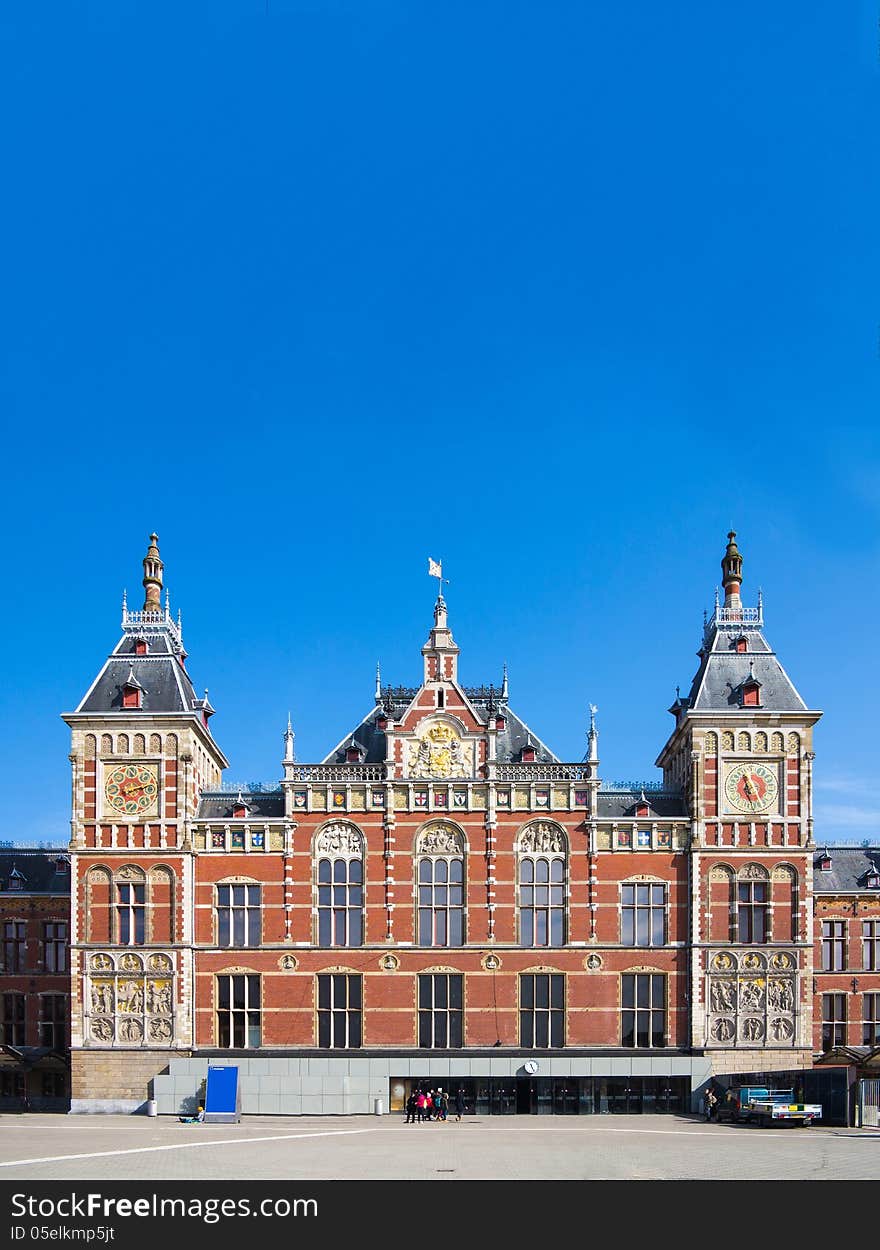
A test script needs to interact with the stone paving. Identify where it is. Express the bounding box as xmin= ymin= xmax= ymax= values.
xmin=0 ymin=1113 xmax=876 ymax=1180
